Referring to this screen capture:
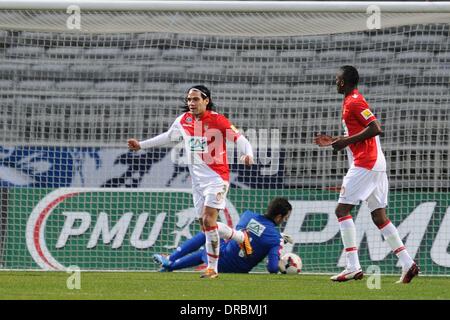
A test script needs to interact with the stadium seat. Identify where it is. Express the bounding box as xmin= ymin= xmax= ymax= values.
xmin=395 ymin=51 xmax=434 ymax=63
xmin=435 ymin=52 xmax=450 ymax=62
xmin=69 ymin=63 xmax=108 ymax=79
xmin=83 ymin=48 xmax=123 ymax=59
xmin=18 ymin=80 xmax=55 ymax=90
xmin=278 ymin=50 xmax=316 ymax=62
xmin=185 ymin=65 xmax=225 ymax=77
xmin=46 ymin=47 xmax=84 ymax=59
xmin=369 ymin=34 xmax=406 ymax=49
xmin=250 ymin=83 xmax=290 ymax=95
xmin=331 ymin=33 xmax=370 ymax=48
xmin=410 ymin=85 xmax=448 ymax=96
xmin=6 ymin=46 xmax=45 ymax=58
xmin=383 ymin=67 xmax=421 ymax=78
xmin=318 ymin=50 xmax=355 ymax=62
xmin=201 ymin=49 xmax=237 ymax=61
xmin=0 ymin=62 xmax=29 ymax=73
xmin=55 ymin=81 xmax=95 ymax=91
xmin=240 ymin=49 xmax=278 ymax=61
xmin=0 ymin=80 xmax=13 ymax=89
xmin=142 ymin=82 xmax=174 ymax=91
xmin=175 ymin=33 xmax=216 ymax=44
xmin=147 ymin=65 xmax=186 ymax=75
xmin=290 ymin=84 xmax=330 ymax=94
xmin=19 ymin=31 xmax=54 ymax=42
xmin=368 ymin=84 xmax=409 ymax=95
xmin=214 ymin=83 xmax=252 ymax=95
xmin=30 ymin=63 xmax=68 ymax=74
xmin=303 ymin=67 xmax=338 ymax=82
xmin=162 ymin=48 xmax=199 ymax=60
xmin=122 ymin=47 xmax=161 ymax=60
xmin=108 ymin=65 xmax=144 ymax=80
xmin=44 ymin=97 xmax=83 ymax=106
xmin=407 ymin=34 xmax=447 ymax=50
xmin=423 ymin=68 xmax=450 ymax=80
xmin=290 ymin=34 xmax=331 ymax=50
xmin=94 ymin=81 xmax=135 ymax=91
xmin=15 ymin=96 xmax=44 ymax=106
xmin=95 ymin=33 xmax=134 ymax=45
xmin=225 ymin=65 xmax=266 ymax=82
xmin=357 ymin=51 xmax=395 ymax=63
